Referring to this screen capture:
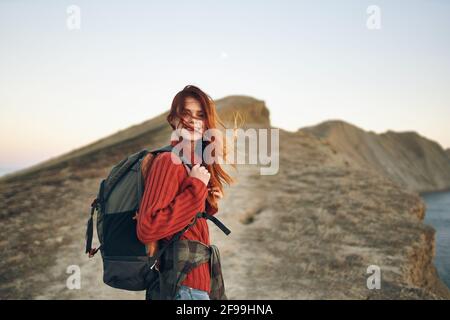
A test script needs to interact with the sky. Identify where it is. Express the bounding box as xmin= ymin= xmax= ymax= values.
xmin=1 ymin=0 xmax=449 ymax=174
